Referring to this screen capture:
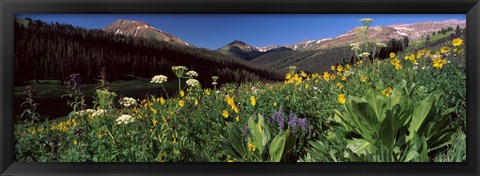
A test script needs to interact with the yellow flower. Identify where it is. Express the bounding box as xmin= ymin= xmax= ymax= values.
xmin=330 ymin=74 xmax=336 ymax=81
xmin=172 ymin=134 xmax=177 ymax=144
xmin=336 ymin=65 xmax=344 ymax=72
xmin=323 ymin=72 xmax=330 ymax=81
xmin=389 ymin=52 xmax=396 ymax=58
xmin=390 ymin=58 xmax=402 ymax=70
xmin=301 ymin=71 xmax=308 ymax=78
xmin=258 ymin=124 xmax=263 ymax=133
xmin=225 ymin=95 xmax=239 ymax=113
xmin=73 ymin=140 xmax=77 ymax=145
xmin=357 ymin=60 xmax=363 ymax=65
xmin=382 ymin=87 xmax=393 ymax=97
xmin=178 ymin=99 xmax=184 ymax=107
xmin=360 ymin=75 xmax=367 ymax=82
xmin=274 ymin=101 xmax=277 ymax=107
xmin=404 ymin=55 xmax=410 ymax=61
xmin=227 ymin=159 xmax=234 ymax=162
xmin=432 ymin=58 xmax=446 ymax=69
xmin=346 ymin=64 xmax=351 ymax=70
xmin=180 ymin=90 xmax=185 ymax=97
xmin=336 ymin=83 xmax=343 ymax=89
xmin=151 ymin=108 xmax=157 ymax=115
xmin=341 ymin=76 xmax=347 ymax=81
xmin=305 ymin=84 xmax=309 ymax=89
xmin=331 ymin=65 xmax=336 ymax=71
xmin=440 ymin=46 xmax=450 ymax=54
xmin=452 ymin=38 xmax=463 ymax=47
xmin=152 ymin=119 xmax=158 ymax=127
xmin=285 ymin=73 xmax=292 ymax=80
xmin=194 ymin=99 xmax=198 ymax=106
xmin=338 ymin=94 xmax=346 ymax=105
xmin=159 ymin=97 xmax=165 ymax=105
xmin=204 ymin=89 xmax=211 ymax=96
xmin=236 ymin=115 xmax=240 ymax=122
xmin=222 ymin=110 xmax=229 ymax=118
xmin=248 ymin=143 xmax=256 ymax=152
xmin=162 ymin=116 xmax=168 ymax=125
xmin=250 ymin=96 xmax=256 ymax=106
